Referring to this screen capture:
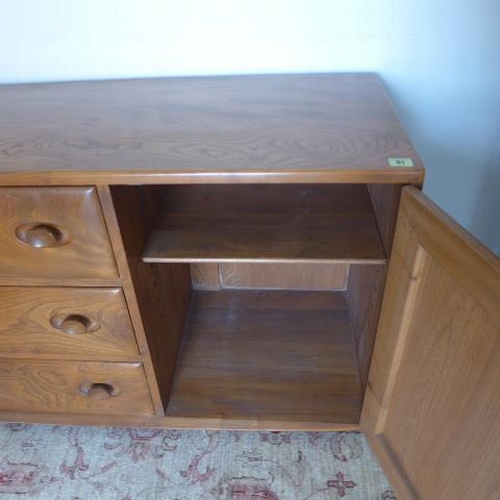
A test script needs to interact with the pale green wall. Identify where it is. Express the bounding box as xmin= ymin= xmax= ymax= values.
xmin=1 ymin=0 xmax=498 ymax=252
